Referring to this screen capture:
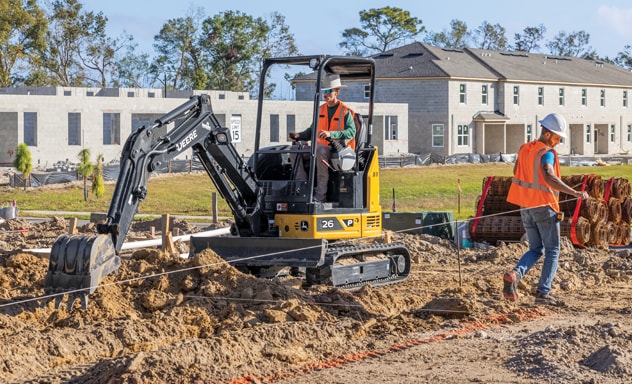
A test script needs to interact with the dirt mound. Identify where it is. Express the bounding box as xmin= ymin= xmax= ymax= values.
xmin=1 ymin=217 xmax=632 ymax=383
